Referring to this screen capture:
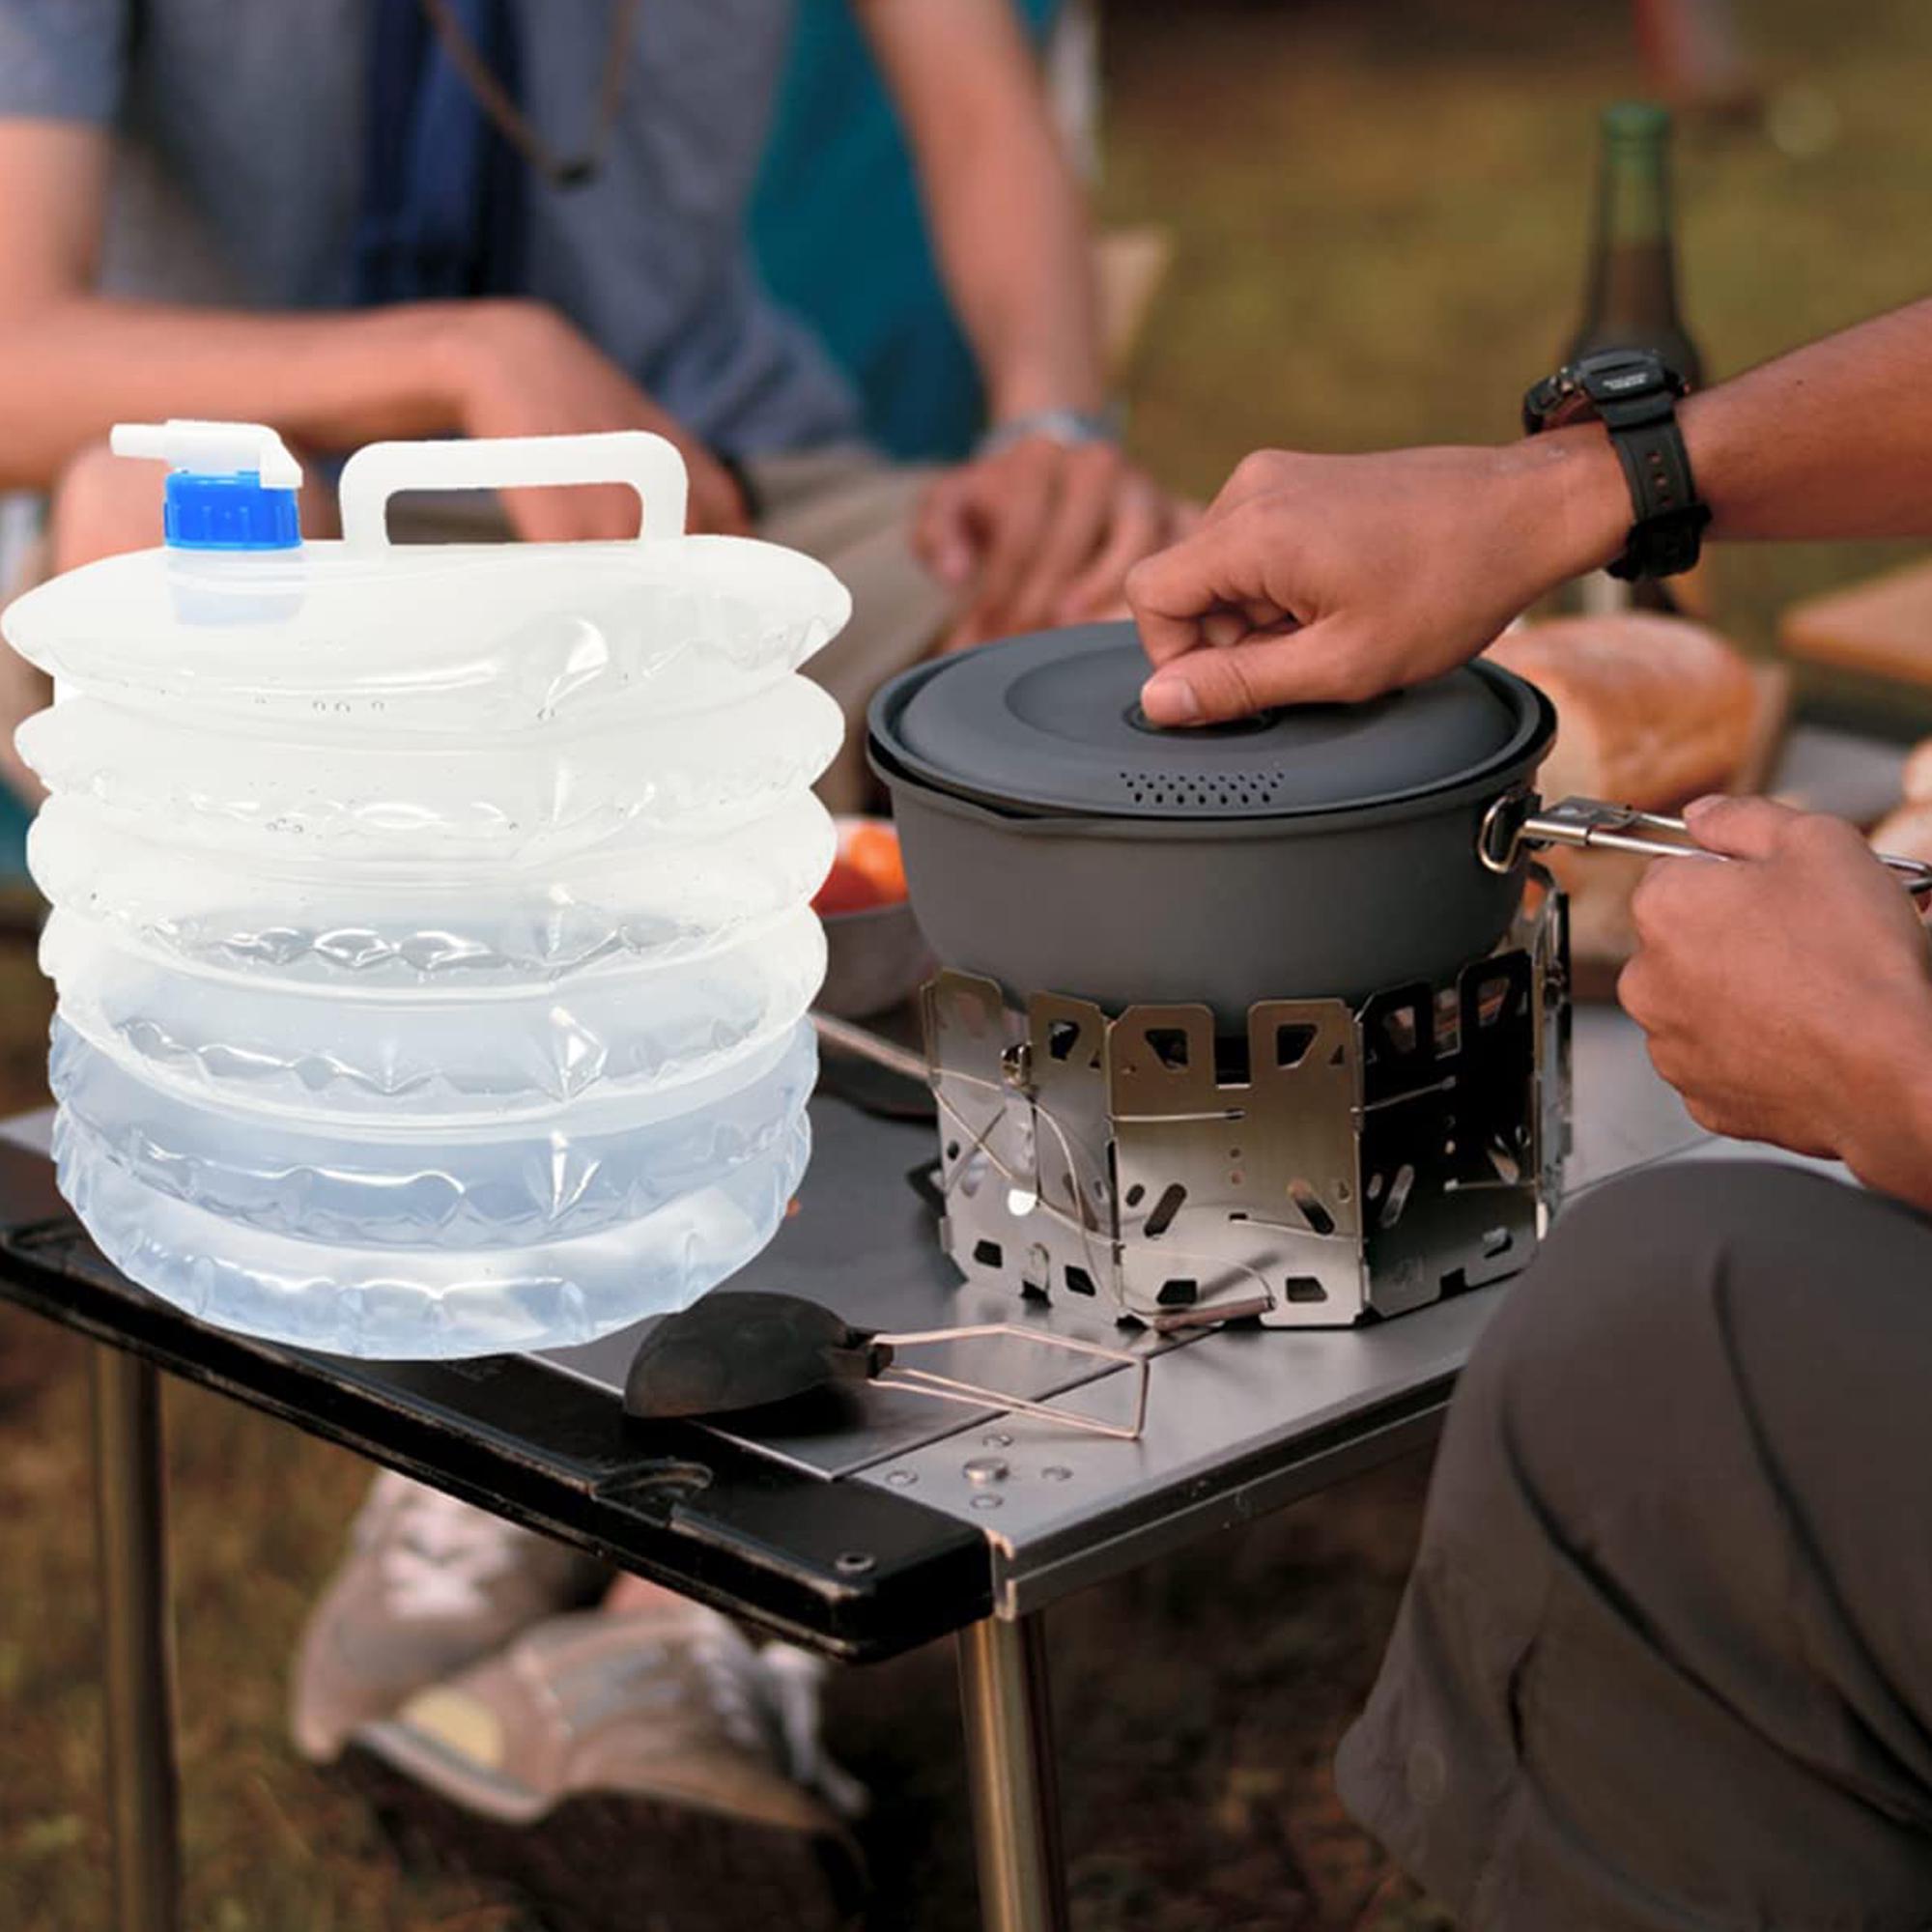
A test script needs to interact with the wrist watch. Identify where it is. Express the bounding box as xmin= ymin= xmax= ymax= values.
xmin=1521 ymin=348 xmax=1710 ymax=580
xmin=978 ymin=407 xmax=1121 ymax=458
